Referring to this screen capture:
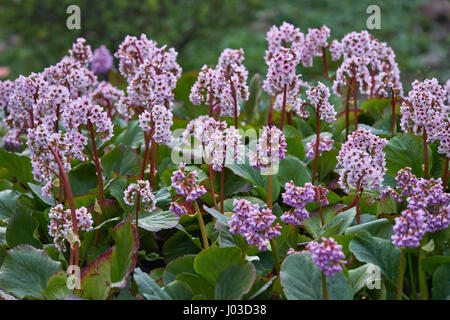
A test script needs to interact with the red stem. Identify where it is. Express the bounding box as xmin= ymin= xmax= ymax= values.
xmin=88 ymin=121 xmax=104 ymax=245
xmin=345 ymin=80 xmax=352 ymax=139
xmin=370 ymin=69 xmax=375 ymax=99
xmin=391 ymin=89 xmax=396 ymax=136
xmin=312 ymin=106 xmax=320 ymax=185
xmin=355 ymin=181 xmax=361 ymax=224
xmin=220 ymin=168 xmax=225 ymax=214
xmin=423 ymin=131 xmax=428 ymax=179
xmin=322 ymin=47 xmax=329 ymax=79
xmin=208 ymin=165 xmax=218 ymax=209
xmin=136 ymin=131 xmax=151 ymax=226
xmin=353 ymin=77 xmax=358 ymax=130
xmin=443 ymin=157 xmax=449 ymax=191
xmin=280 ymin=84 xmax=287 ymax=130
xmin=268 ymin=96 xmax=275 ymax=126
xmin=49 ymin=146 xmax=79 ymax=267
